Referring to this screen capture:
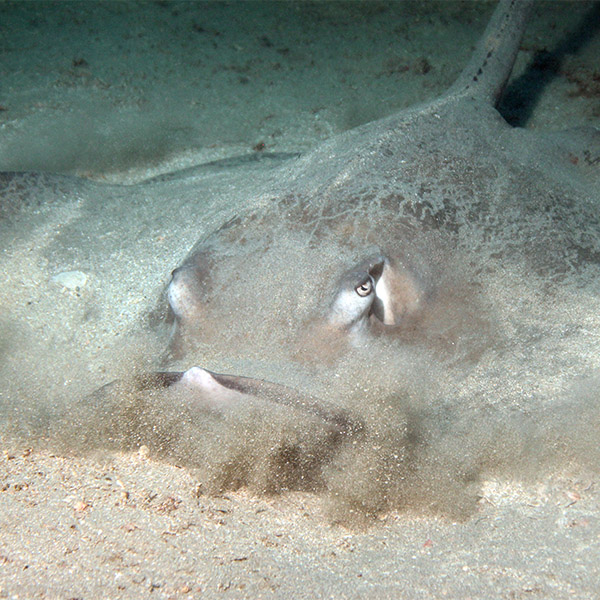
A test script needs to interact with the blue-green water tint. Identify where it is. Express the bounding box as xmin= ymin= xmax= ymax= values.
xmin=0 ymin=1 xmax=599 ymax=526
xmin=0 ymin=1 xmax=597 ymax=180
